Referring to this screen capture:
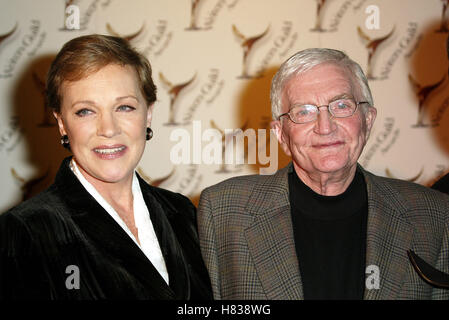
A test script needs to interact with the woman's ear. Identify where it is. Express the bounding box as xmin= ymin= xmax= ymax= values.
xmin=147 ymin=103 xmax=154 ymax=128
xmin=53 ymin=111 xmax=67 ymax=136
